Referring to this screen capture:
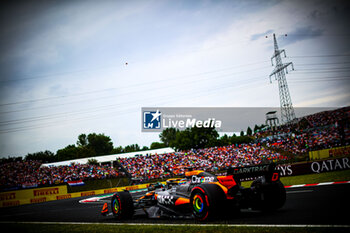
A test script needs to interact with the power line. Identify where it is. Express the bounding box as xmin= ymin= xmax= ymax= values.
xmin=0 ymin=75 xmax=267 ymax=131
xmin=0 ymin=61 xmax=270 ymax=107
xmin=296 ymin=61 xmax=350 ymax=66
xmin=0 ymin=88 xmax=118 ymax=107
xmin=288 ymin=54 xmax=350 ymax=58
